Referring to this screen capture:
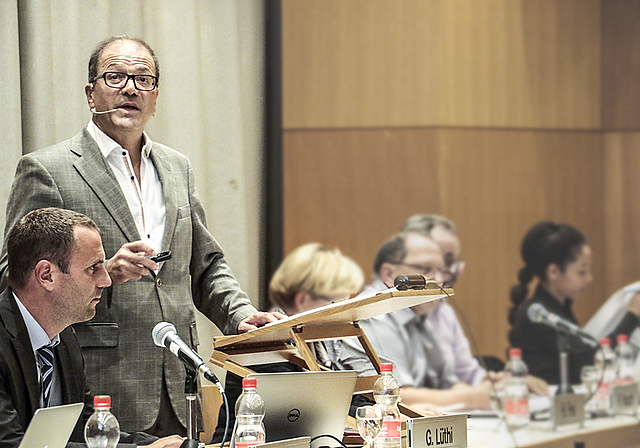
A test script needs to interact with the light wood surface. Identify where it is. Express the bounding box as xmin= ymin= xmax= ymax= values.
xmin=282 ymin=0 xmax=601 ymax=130
xmin=469 ymin=415 xmax=640 ymax=448
xmin=602 ymin=1 xmax=640 ymax=129
xmin=603 ymin=132 xmax=640 ymax=294
xmin=214 ymin=287 xmax=451 ymax=349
